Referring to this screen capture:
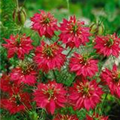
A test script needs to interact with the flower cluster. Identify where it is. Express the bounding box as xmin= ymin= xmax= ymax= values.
xmin=0 ymin=74 xmax=31 ymax=114
xmin=1 ymin=10 xmax=120 ymax=119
